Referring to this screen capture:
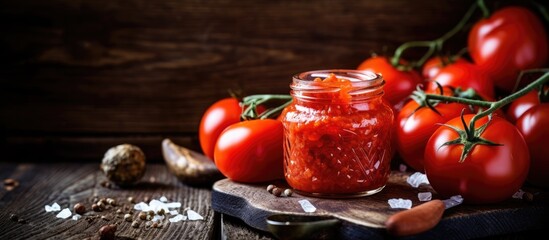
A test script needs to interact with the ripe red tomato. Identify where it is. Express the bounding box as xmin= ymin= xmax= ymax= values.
xmin=468 ymin=6 xmax=549 ymax=93
xmin=214 ymin=119 xmax=284 ymax=183
xmin=422 ymin=56 xmax=467 ymax=80
xmin=424 ymin=115 xmax=530 ymax=204
xmin=357 ymin=56 xmax=423 ymax=110
xmin=199 ymin=98 xmax=242 ymax=160
xmin=396 ymin=95 xmax=471 ymax=172
xmin=516 ymin=104 xmax=549 ymax=188
xmin=426 ymin=60 xmax=495 ymax=99
xmin=506 ymin=90 xmax=540 ymax=123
